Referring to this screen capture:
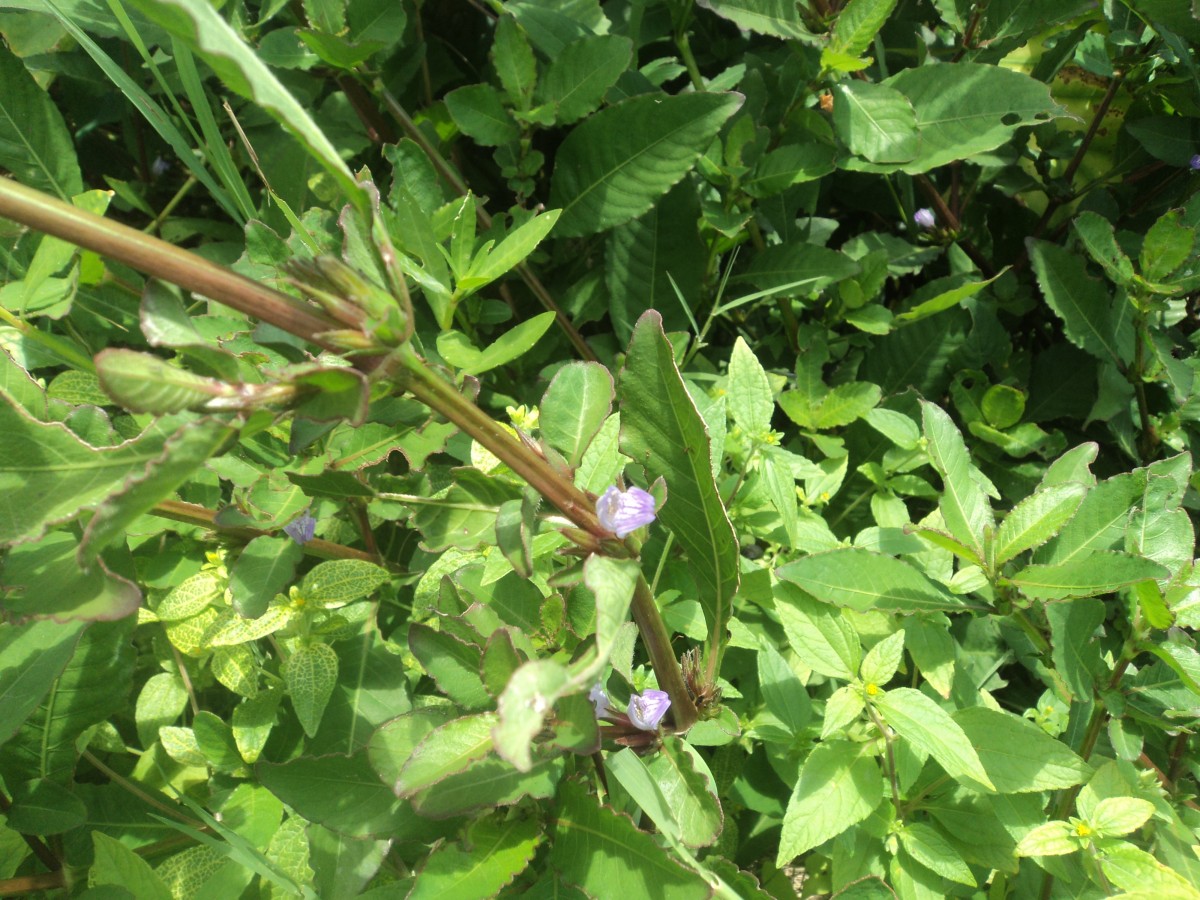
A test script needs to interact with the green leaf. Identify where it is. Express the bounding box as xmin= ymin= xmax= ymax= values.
xmin=492 ymin=15 xmax=536 ymax=108
xmin=1100 ymin=844 xmax=1200 ymax=897
xmin=408 ymin=624 xmax=490 ymax=710
xmin=778 ymin=741 xmax=883 ymax=863
xmin=606 ymin=747 xmax=683 ymax=840
xmin=1 ymin=531 xmax=142 ymax=621
xmin=894 ymin=270 xmax=1008 ymax=325
xmin=1009 ymin=551 xmax=1169 ymax=600
xmin=777 ymin=548 xmax=969 ymax=613
xmin=125 ymin=0 xmax=364 ymax=205
xmin=229 ymin=536 xmax=302 ymax=620
xmin=192 ymin=710 xmax=243 ymax=771
xmin=550 ymin=781 xmax=711 ymax=900
xmin=1073 ymin=212 xmax=1135 ymax=286
xmin=605 ymin=180 xmax=705 ymax=342
xmin=540 ymin=362 xmax=613 ymax=466
xmin=696 ymin=0 xmax=817 ymax=40
xmin=1089 ymin=797 xmax=1154 ymax=838
xmin=618 ymin=312 xmax=740 ymax=656
xmin=832 ymin=81 xmax=918 ymax=164
xmin=80 ymin=417 xmax=235 ymax=564
xmin=741 ymin=242 xmax=861 ymax=297
xmin=92 ymin=832 xmax=173 ymax=900
xmin=462 ymin=210 xmax=561 ymax=291
xmin=437 ymin=311 xmax=556 ymax=376
xmin=1046 ymin=597 xmax=1105 ymax=701
xmin=860 ymin=630 xmax=905 ymax=687
xmin=299 ymin=560 xmax=389 ymax=608
xmin=821 ymin=685 xmax=866 ymax=738
xmin=757 ymin=644 xmax=812 ymax=735
xmin=394 ymin=712 xmax=498 ymax=796
xmin=409 ymin=468 xmax=521 ymax=552
xmin=954 ymin=707 xmax=1091 ymax=793
xmin=95 ymin=350 xmax=235 ymax=415
xmin=727 ymin=337 xmax=774 ymax=435
xmin=550 ymin=91 xmax=742 ymax=236
xmin=1141 ymin=208 xmax=1196 ymax=285
xmin=0 ymin=43 xmax=82 ymax=199
xmin=1015 ymin=821 xmax=1078 ymax=857
xmin=0 ymin=401 xmax=194 ymax=546
xmin=285 ymin=642 xmax=339 ymax=738
xmin=829 ymin=0 xmax=899 ymax=59
xmin=445 ymin=83 xmax=520 ymax=146
xmin=994 ymin=482 xmax=1087 ymax=566
xmin=539 ymin=34 xmax=632 ymax=124
xmin=859 ymin=62 xmax=1065 ymax=174
xmin=7 ymin=777 xmax=87 ymax=834
xmin=873 ymin=687 xmax=994 ymax=790
xmin=921 ymin=401 xmax=994 ymax=558
xmin=258 ymin=750 xmax=409 ymax=839
xmin=898 ymin=822 xmax=975 ymax=887
xmin=0 ymin=619 xmax=85 ymax=746
xmin=1039 ymin=471 xmax=1143 ymax=565
xmin=413 ymin=755 xmax=565 ymax=819
xmin=409 ymin=815 xmax=540 ymax=900
xmin=1028 ymin=238 xmax=1133 ymax=366
xmin=0 ymin=619 xmax=134 ymax=784
xmin=774 ymin=582 xmax=861 ymax=680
